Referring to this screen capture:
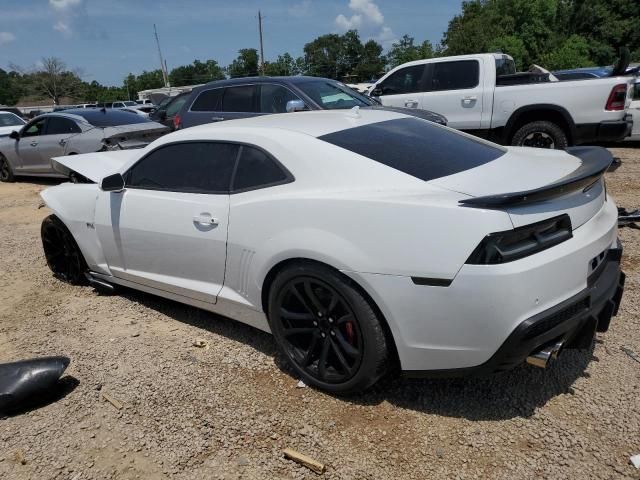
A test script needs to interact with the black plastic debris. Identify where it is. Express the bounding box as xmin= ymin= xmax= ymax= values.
xmin=0 ymin=356 xmax=70 ymax=412
xmin=618 ymin=207 xmax=640 ymax=229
